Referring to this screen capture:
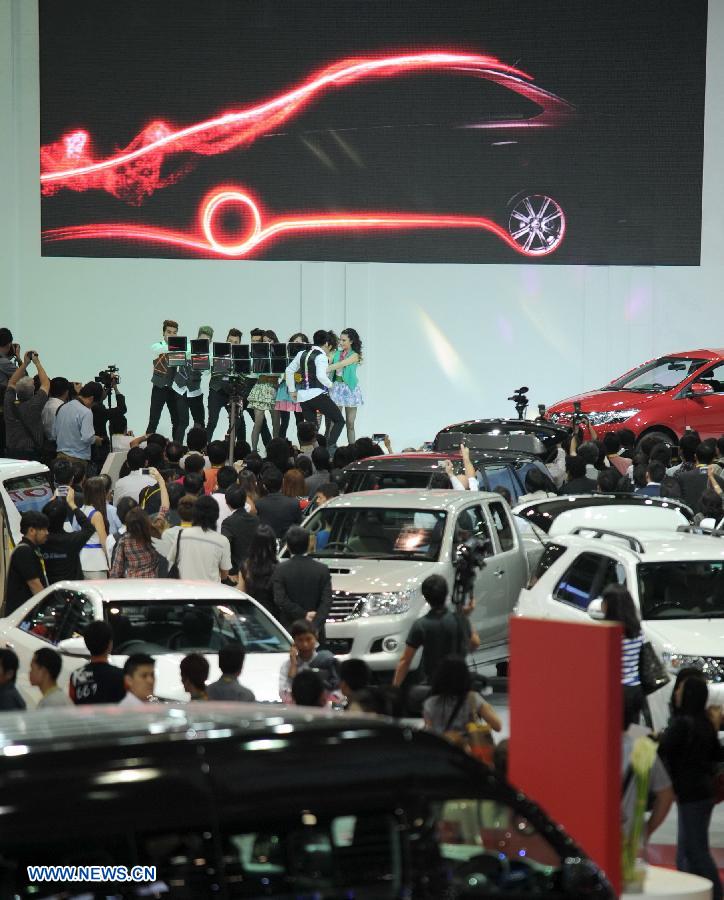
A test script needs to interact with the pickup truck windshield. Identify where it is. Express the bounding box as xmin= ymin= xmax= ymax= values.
xmin=638 ymin=561 xmax=724 ymax=619
xmin=304 ymin=507 xmax=447 ymax=560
